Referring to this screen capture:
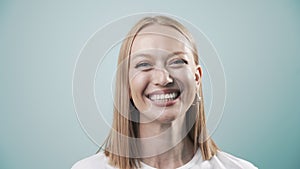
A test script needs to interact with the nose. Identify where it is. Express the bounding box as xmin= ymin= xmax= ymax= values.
xmin=152 ymin=68 xmax=174 ymax=86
